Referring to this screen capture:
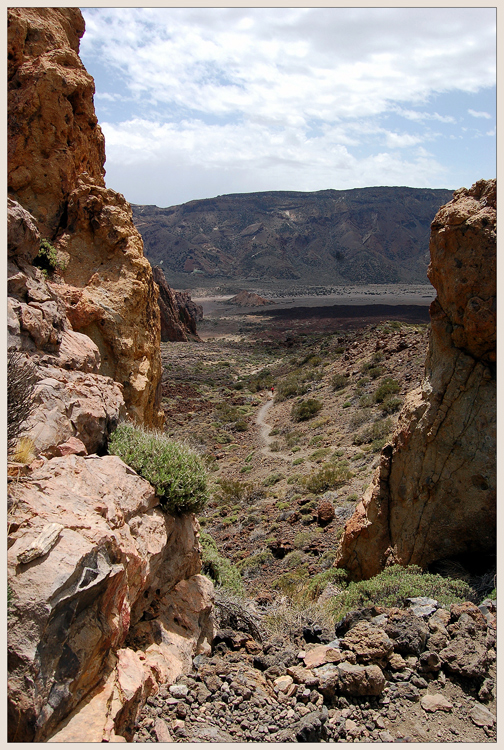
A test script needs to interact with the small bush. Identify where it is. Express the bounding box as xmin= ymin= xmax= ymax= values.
xmin=381 ymin=395 xmax=402 ymax=414
xmin=263 ymin=472 xmax=285 ymax=487
xmin=108 ymin=423 xmax=208 ymax=514
xmin=332 ymin=373 xmax=349 ymax=391
xmin=33 ymin=239 xmax=67 ymax=277
xmin=368 ymin=366 xmax=385 ymax=379
xmin=327 ymin=565 xmax=475 ymax=622
xmin=302 ymin=462 xmax=353 ymax=494
xmin=285 ymin=429 xmax=302 ymax=448
xmin=7 ymin=352 xmax=37 ymax=454
xmin=200 ymin=532 xmax=244 ymax=594
xmin=291 ymin=399 xmax=322 ymax=423
xmin=374 ymin=377 xmax=401 ymax=403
